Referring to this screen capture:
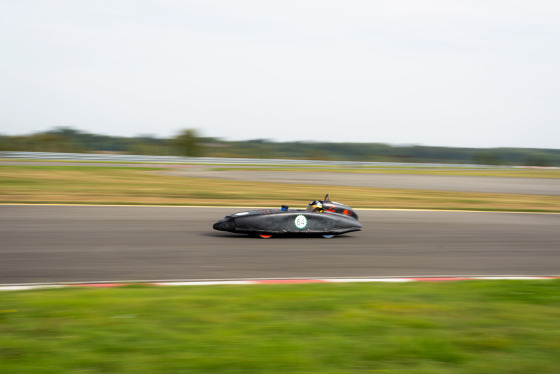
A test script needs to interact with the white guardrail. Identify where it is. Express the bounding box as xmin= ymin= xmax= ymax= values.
xmin=0 ymin=151 xmax=508 ymax=168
